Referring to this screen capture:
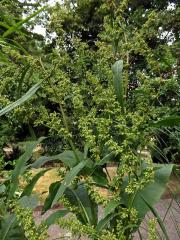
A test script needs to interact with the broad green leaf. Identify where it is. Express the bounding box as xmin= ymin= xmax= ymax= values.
xmin=104 ymin=200 xmax=119 ymax=217
xmin=44 ymin=209 xmax=69 ymax=227
xmin=0 ymin=214 xmax=26 ymax=240
xmin=43 ymin=181 xmax=60 ymax=212
xmin=152 ymin=116 xmax=180 ymax=127
xmin=43 ymin=161 xmax=88 ymax=211
xmin=3 ymin=7 xmax=47 ymax=38
xmin=0 ymin=82 xmax=41 ymax=117
xmin=112 ymin=60 xmax=124 ymax=113
xmin=31 ymin=150 xmax=83 ymax=168
xmin=64 ymin=184 xmax=98 ymax=226
xmin=51 ymin=161 xmax=88 ymax=206
xmin=16 ymin=65 xmax=30 ymax=98
xmin=92 ymin=168 xmax=108 ymax=187
xmin=131 ymin=164 xmax=174 ymax=220
xmin=95 ymin=213 xmax=117 ymax=233
xmin=21 ymin=169 xmax=49 ymax=197
xmin=83 ymin=143 xmax=89 ymax=159
xmin=8 ymin=137 xmax=45 ymax=199
xmin=95 ymin=152 xmax=115 ymax=166
xmin=18 ymin=195 xmax=38 ymax=209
